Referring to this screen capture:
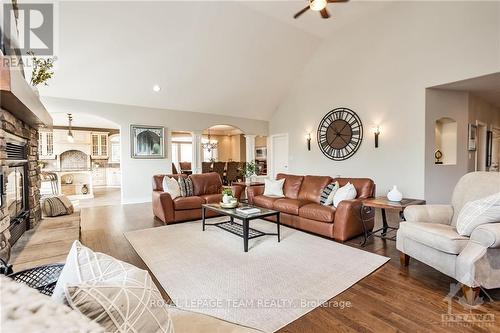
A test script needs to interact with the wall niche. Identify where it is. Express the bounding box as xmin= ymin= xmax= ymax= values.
xmin=434 ymin=117 xmax=457 ymax=165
